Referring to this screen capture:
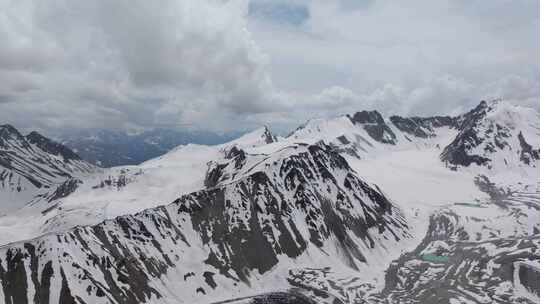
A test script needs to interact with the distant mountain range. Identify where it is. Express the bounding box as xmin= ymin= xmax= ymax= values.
xmin=1 ymin=100 xmax=540 ymax=303
xmin=58 ymin=129 xmax=243 ymax=167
